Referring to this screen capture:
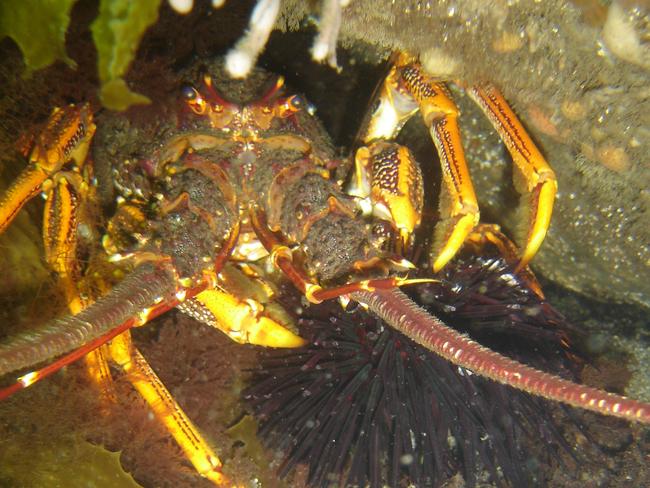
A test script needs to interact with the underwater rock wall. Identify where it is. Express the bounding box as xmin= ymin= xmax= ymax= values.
xmin=280 ymin=0 xmax=650 ymax=308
